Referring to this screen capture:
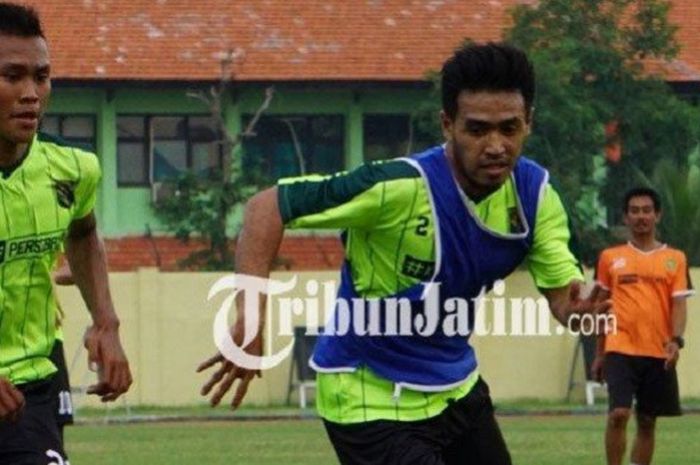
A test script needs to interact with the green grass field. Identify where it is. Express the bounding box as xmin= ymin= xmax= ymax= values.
xmin=65 ymin=414 xmax=700 ymax=464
